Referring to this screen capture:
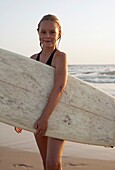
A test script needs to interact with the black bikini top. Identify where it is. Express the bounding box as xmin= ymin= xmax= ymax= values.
xmin=36 ymin=48 xmax=57 ymax=66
